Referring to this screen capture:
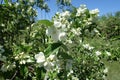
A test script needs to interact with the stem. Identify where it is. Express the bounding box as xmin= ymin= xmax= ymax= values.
xmin=10 ymin=71 xmax=18 ymax=80
xmin=44 ymin=72 xmax=49 ymax=80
